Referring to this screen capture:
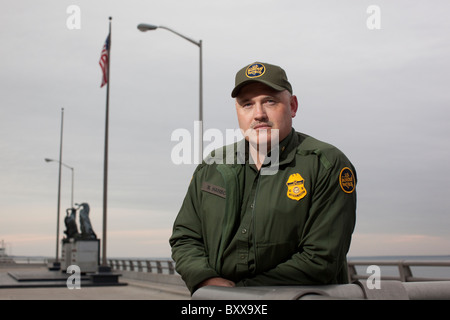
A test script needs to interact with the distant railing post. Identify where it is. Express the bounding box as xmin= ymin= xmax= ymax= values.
xmin=399 ymin=261 xmax=413 ymax=282
xmin=146 ymin=260 xmax=152 ymax=273
xmin=156 ymin=261 xmax=162 ymax=274
xmin=168 ymin=261 xmax=175 ymax=274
